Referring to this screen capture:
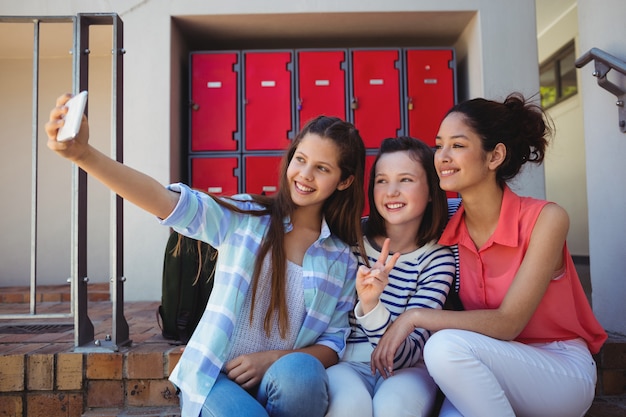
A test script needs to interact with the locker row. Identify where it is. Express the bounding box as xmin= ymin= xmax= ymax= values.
xmin=189 ymin=48 xmax=457 ymax=153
